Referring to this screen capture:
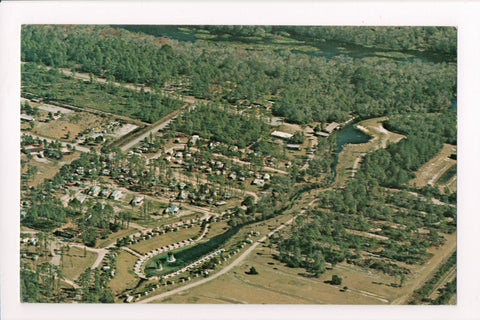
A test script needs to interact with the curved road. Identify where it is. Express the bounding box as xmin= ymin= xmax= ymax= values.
xmin=137 ymin=199 xmax=316 ymax=304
